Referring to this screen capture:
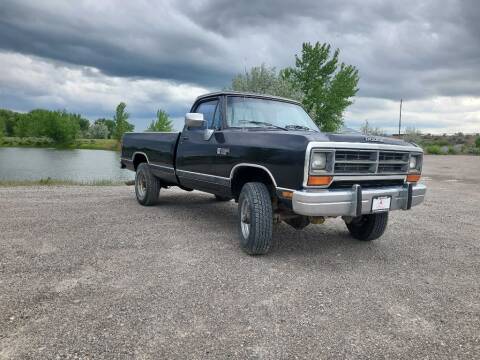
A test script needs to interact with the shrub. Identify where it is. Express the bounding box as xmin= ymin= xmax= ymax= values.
xmin=425 ymin=145 xmax=441 ymax=155
xmin=476 ymin=137 xmax=480 ymax=148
